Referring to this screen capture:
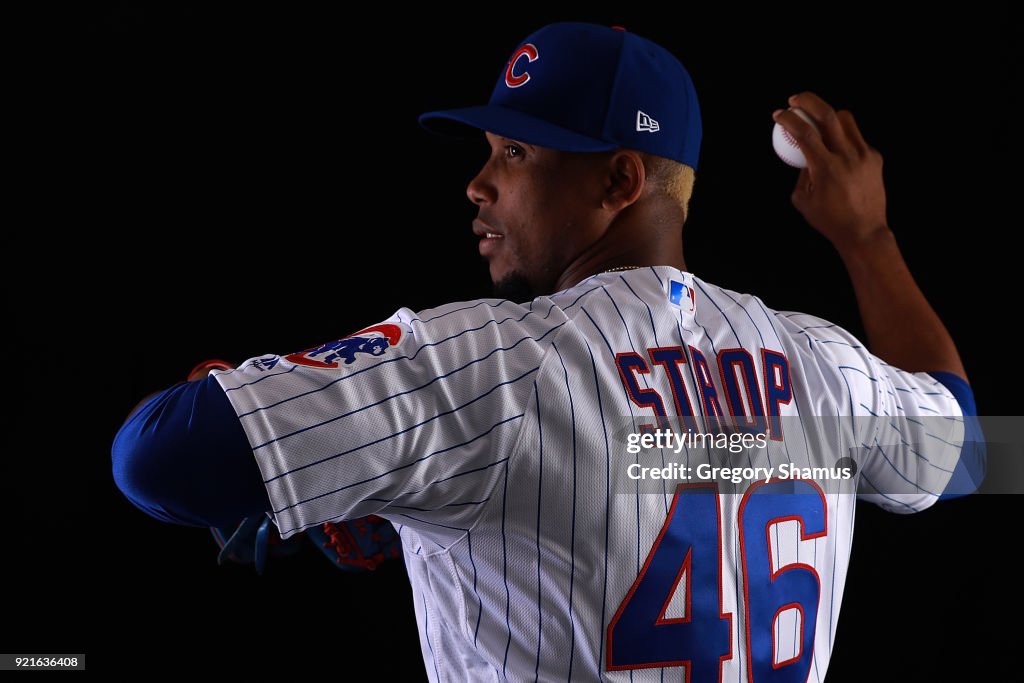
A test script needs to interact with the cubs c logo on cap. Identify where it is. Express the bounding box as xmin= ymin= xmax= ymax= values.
xmin=504 ymin=44 xmax=538 ymax=88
